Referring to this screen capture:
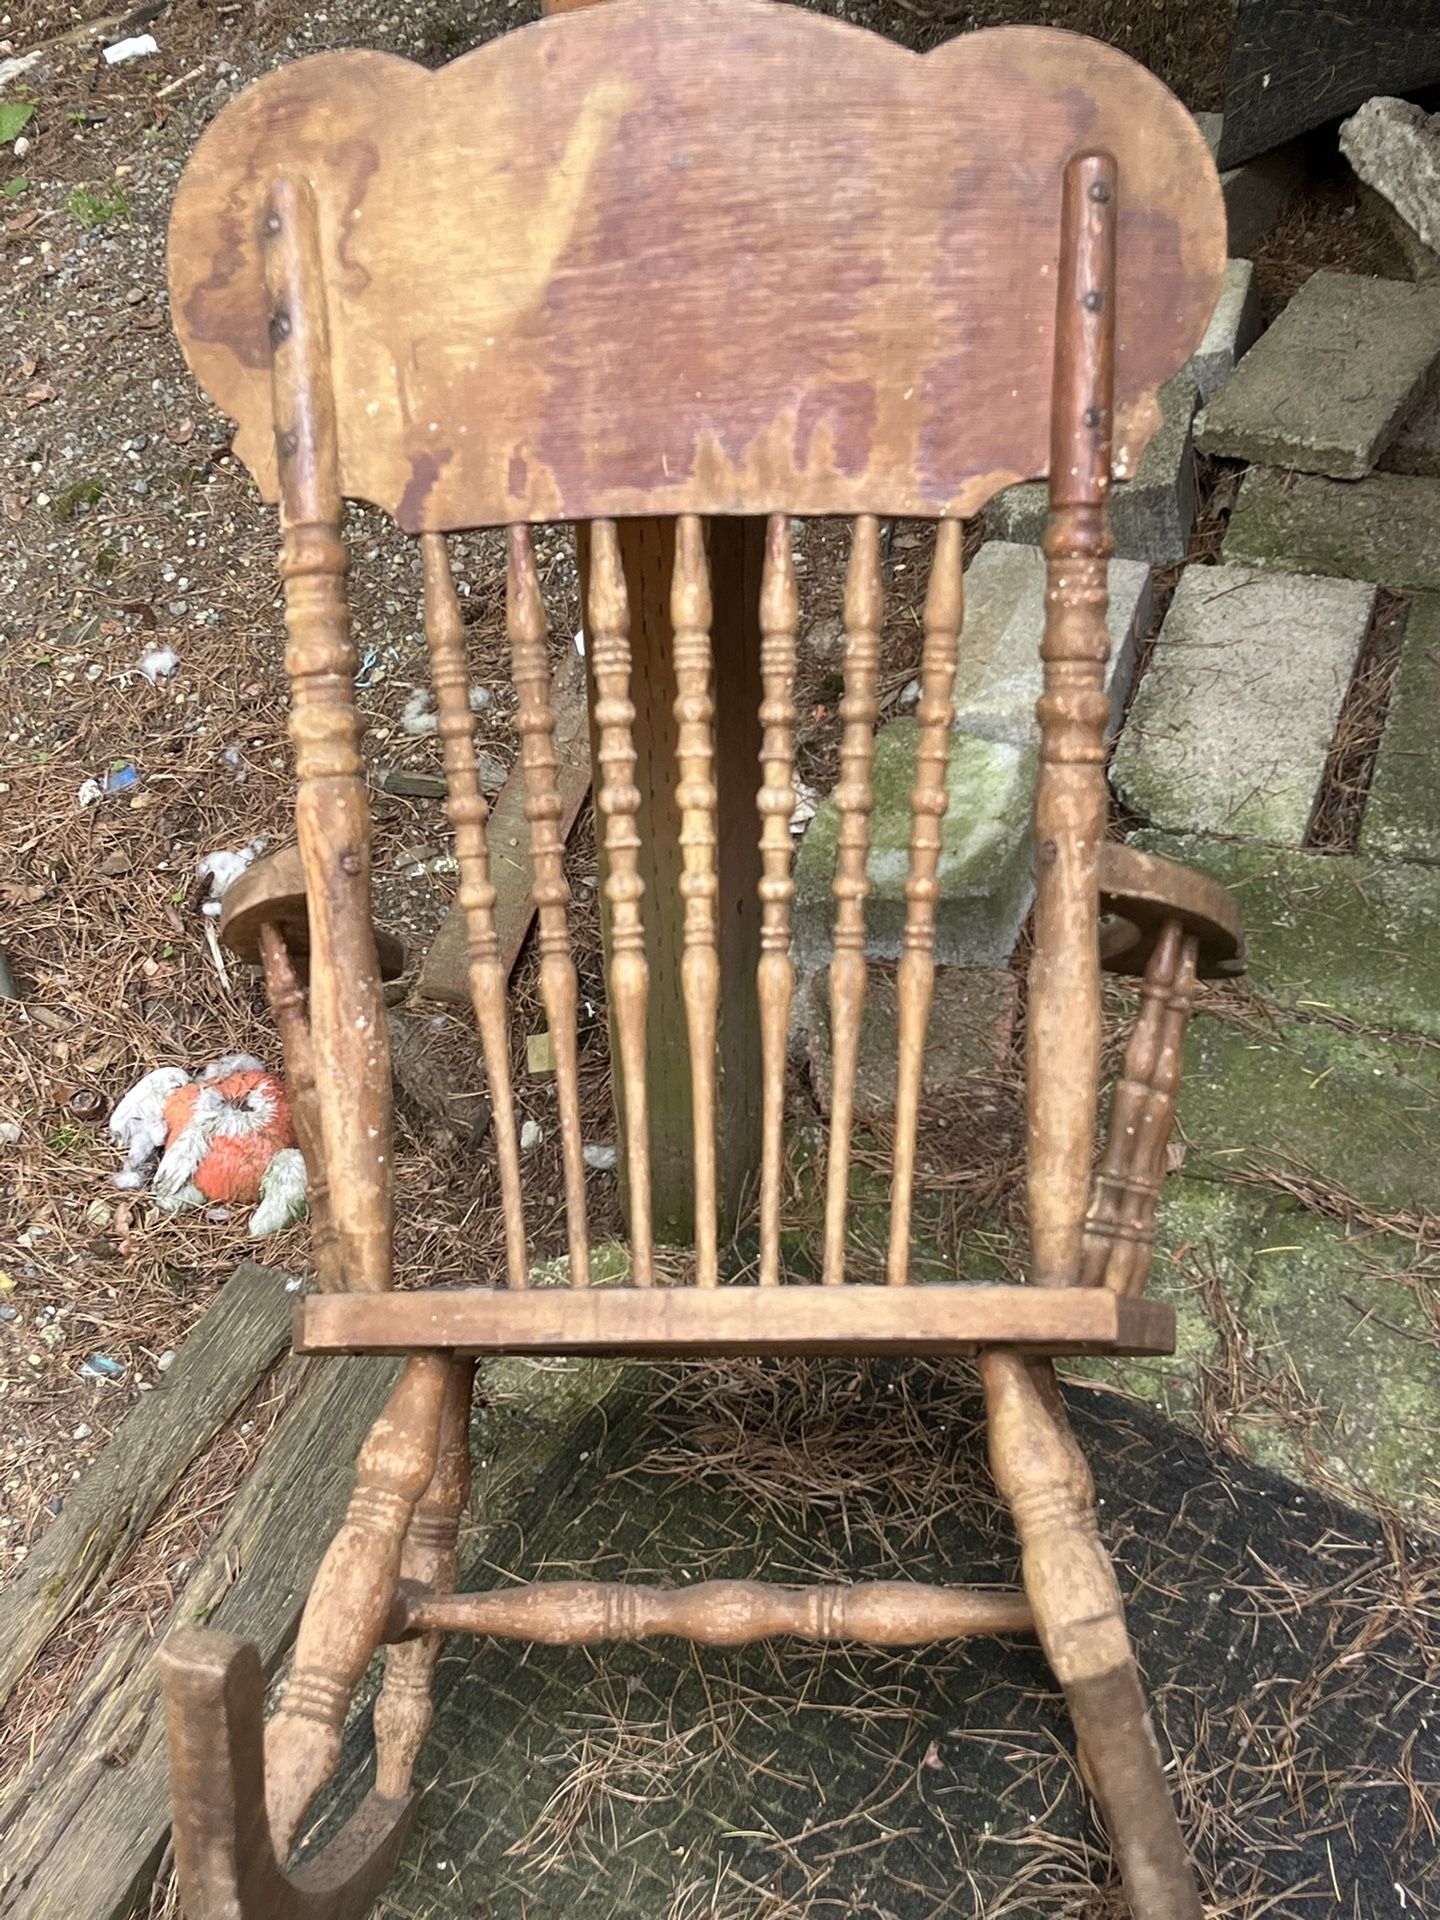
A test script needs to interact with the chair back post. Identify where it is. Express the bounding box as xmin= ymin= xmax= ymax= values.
xmin=1027 ymin=150 xmax=1118 ymax=1291
xmin=262 ymin=174 xmax=393 ymax=1293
